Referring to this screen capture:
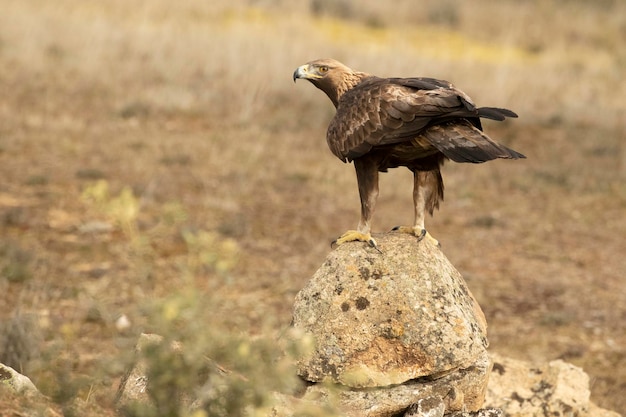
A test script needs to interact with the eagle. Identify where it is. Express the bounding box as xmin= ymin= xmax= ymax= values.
xmin=293 ymin=58 xmax=524 ymax=250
